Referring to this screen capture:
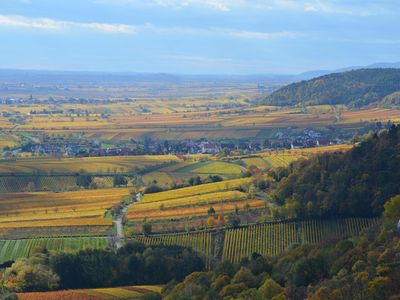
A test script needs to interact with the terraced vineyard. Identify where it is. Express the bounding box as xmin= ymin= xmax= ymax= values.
xmin=236 ymin=145 xmax=352 ymax=170
xmin=0 ymin=155 xmax=180 ymax=174
xmin=17 ymin=285 xmax=163 ymax=300
xmin=0 ymin=176 xmax=77 ymax=192
xmin=0 ymin=237 xmax=109 ymax=263
xmin=136 ymin=217 xmax=379 ymax=264
xmin=126 ymin=177 xmax=257 ymax=224
xmin=135 ymin=177 xmax=252 ymax=204
xmin=261 ymin=153 xmax=306 ymax=168
xmin=131 ymin=191 xmax=247 ymax=213
xmin=0 ymin=188 xmax=131 ymax=237
xmin=241 ymin=157 xmax=270 ymax=168
xmin=222 ymin=217 xmax=379 ymax=263
xmin=175 ymin=161 xmax=245 ymax=175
